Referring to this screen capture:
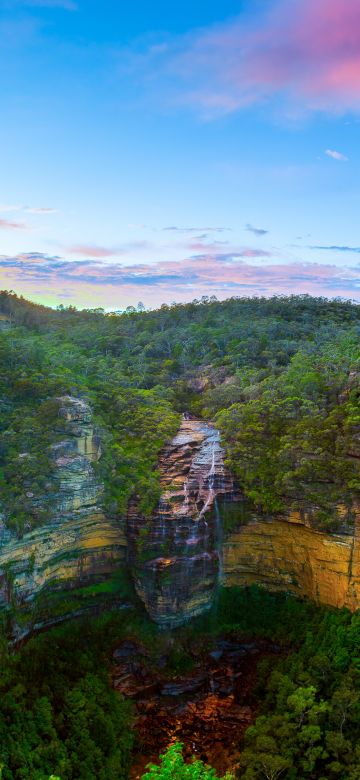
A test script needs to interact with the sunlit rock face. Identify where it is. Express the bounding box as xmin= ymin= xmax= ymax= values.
xmin=127 ymin=418 xmax=236 ymax=627
xmin=223 ymin=511 xmax=360 ymax=611
xmin=222 ymin=377 xmax=360 ymax=612
xmin=0 ymin=397 xmax=126 ymax=616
